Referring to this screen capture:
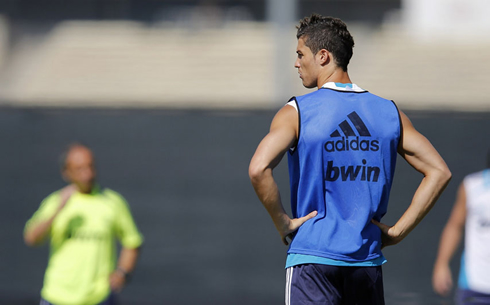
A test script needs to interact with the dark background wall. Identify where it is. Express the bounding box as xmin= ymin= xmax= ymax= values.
xmin=0 ymin=0 xmax=400 ymax=22
xmin=1 ymin=108 xmax=488 ymax=304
